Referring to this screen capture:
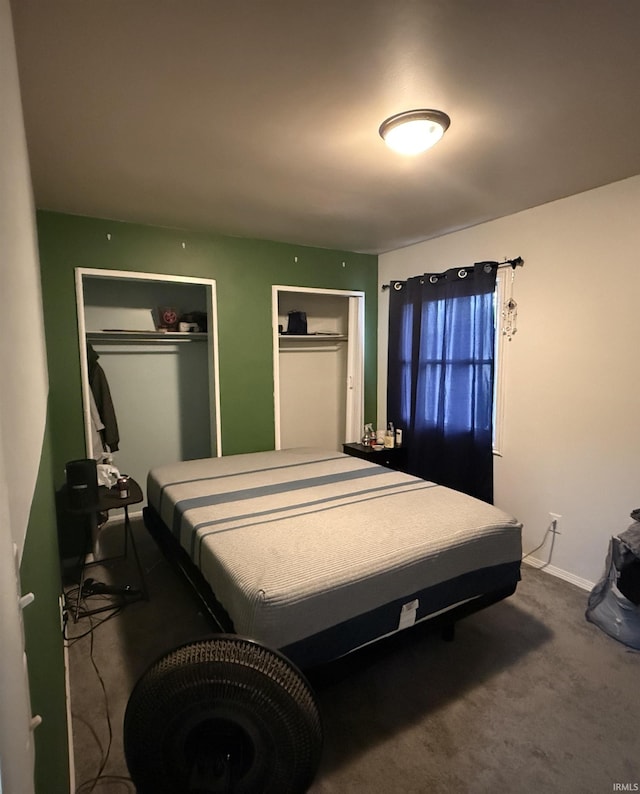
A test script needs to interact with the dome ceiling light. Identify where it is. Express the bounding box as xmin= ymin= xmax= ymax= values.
xmin=379 ymin=109 xmax=451 ymax=156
